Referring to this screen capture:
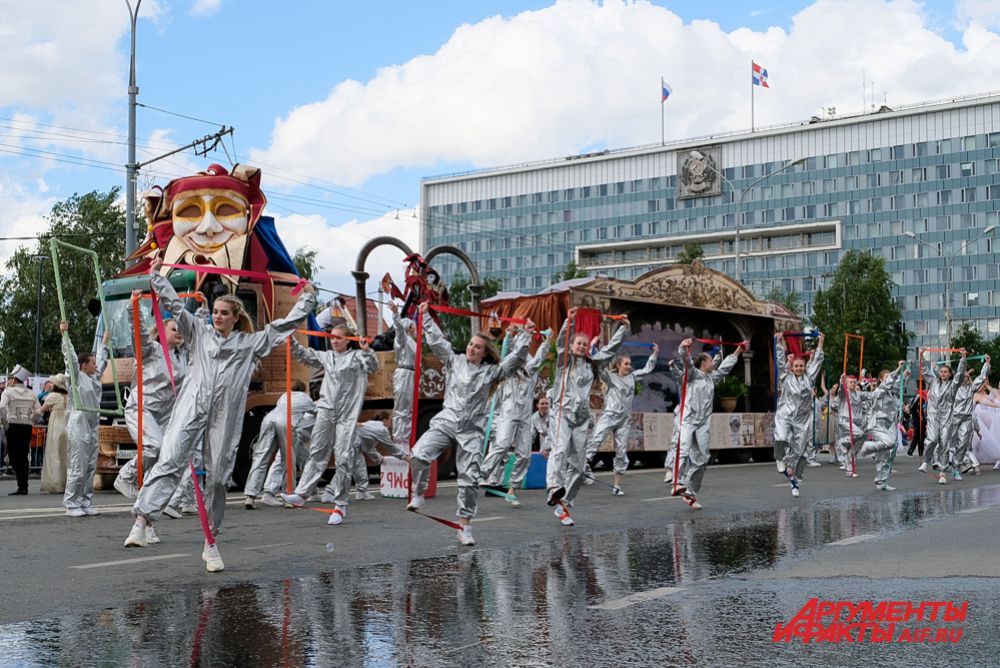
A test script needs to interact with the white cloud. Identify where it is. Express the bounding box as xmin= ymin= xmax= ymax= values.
xmin=190 ymin=0 xmax=222 ymax=19
xmin=0 ymin=179 xmax=57 ymax=268
xmin=252 ymin=0 xmax=1000 ymax=187
xmin=956 ymin=0 xmax=1000 ymax=30
xmin=269 ymin=208 xmax=420 ymax=296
